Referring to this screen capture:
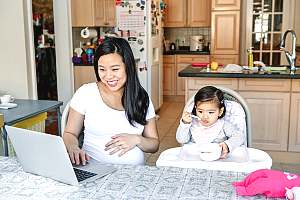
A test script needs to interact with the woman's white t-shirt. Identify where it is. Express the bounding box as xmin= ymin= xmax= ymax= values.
xmin=70 ymin=82 xmax=155 ymax=165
